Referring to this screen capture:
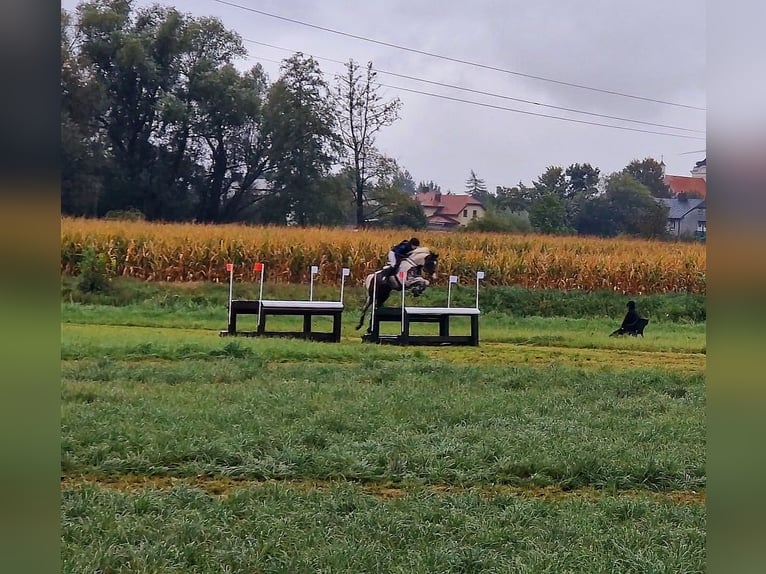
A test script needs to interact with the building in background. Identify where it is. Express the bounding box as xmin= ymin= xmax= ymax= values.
xmin=415 ymin=190 xmax=486 ymax=230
